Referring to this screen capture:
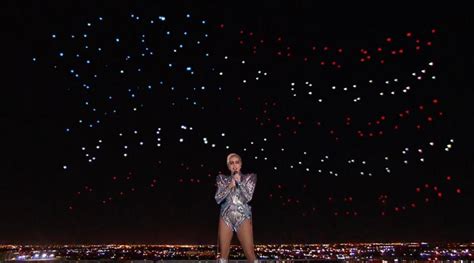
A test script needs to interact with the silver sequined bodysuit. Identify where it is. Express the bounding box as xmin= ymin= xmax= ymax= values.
xmin=215 ymin=172 xmax=257 ymax=232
